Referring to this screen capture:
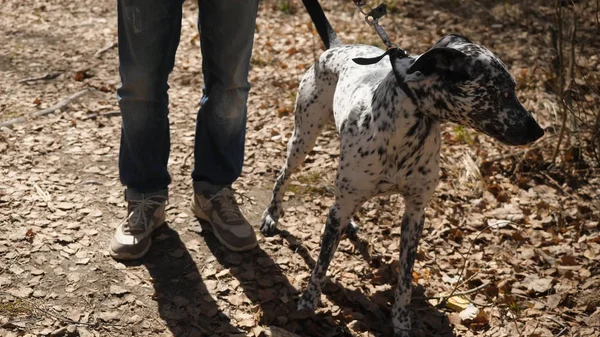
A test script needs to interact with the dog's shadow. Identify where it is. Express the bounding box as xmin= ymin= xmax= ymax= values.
xmin=199 ymin=222 xmax=356 ymax=337
xmin=278 ymin=229 xmax=457 ymax=337
xmin=125 ymin=224 xmax=244 ymax=337
xmin=199 ymin=218 xmax=455 ymax=337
